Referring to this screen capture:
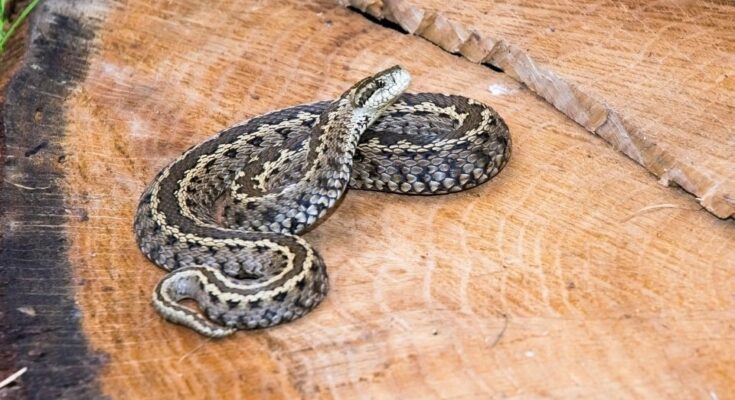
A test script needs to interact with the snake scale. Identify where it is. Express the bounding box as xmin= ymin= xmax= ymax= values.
xmin=134 ymin=66 xmax=511 ymax=338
